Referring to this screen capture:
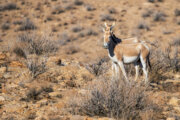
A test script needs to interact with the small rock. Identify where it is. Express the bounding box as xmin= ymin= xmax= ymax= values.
xmin=49 ymin=92 xmax=61 ymax=98
xmin=0 ymin=53 xmax=6 ymax=60
xmin=166 ymin=117 xmax=175 ymax=120
xmin=3 ymin=73 xmax=11 ymax=79
xmin=169 ymin=97 xmax=180 ymax=106
xmin=0 ymin=67 xmax=6 ymax=74
xmin=0 ymin=96 xmax=5 ymax=101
